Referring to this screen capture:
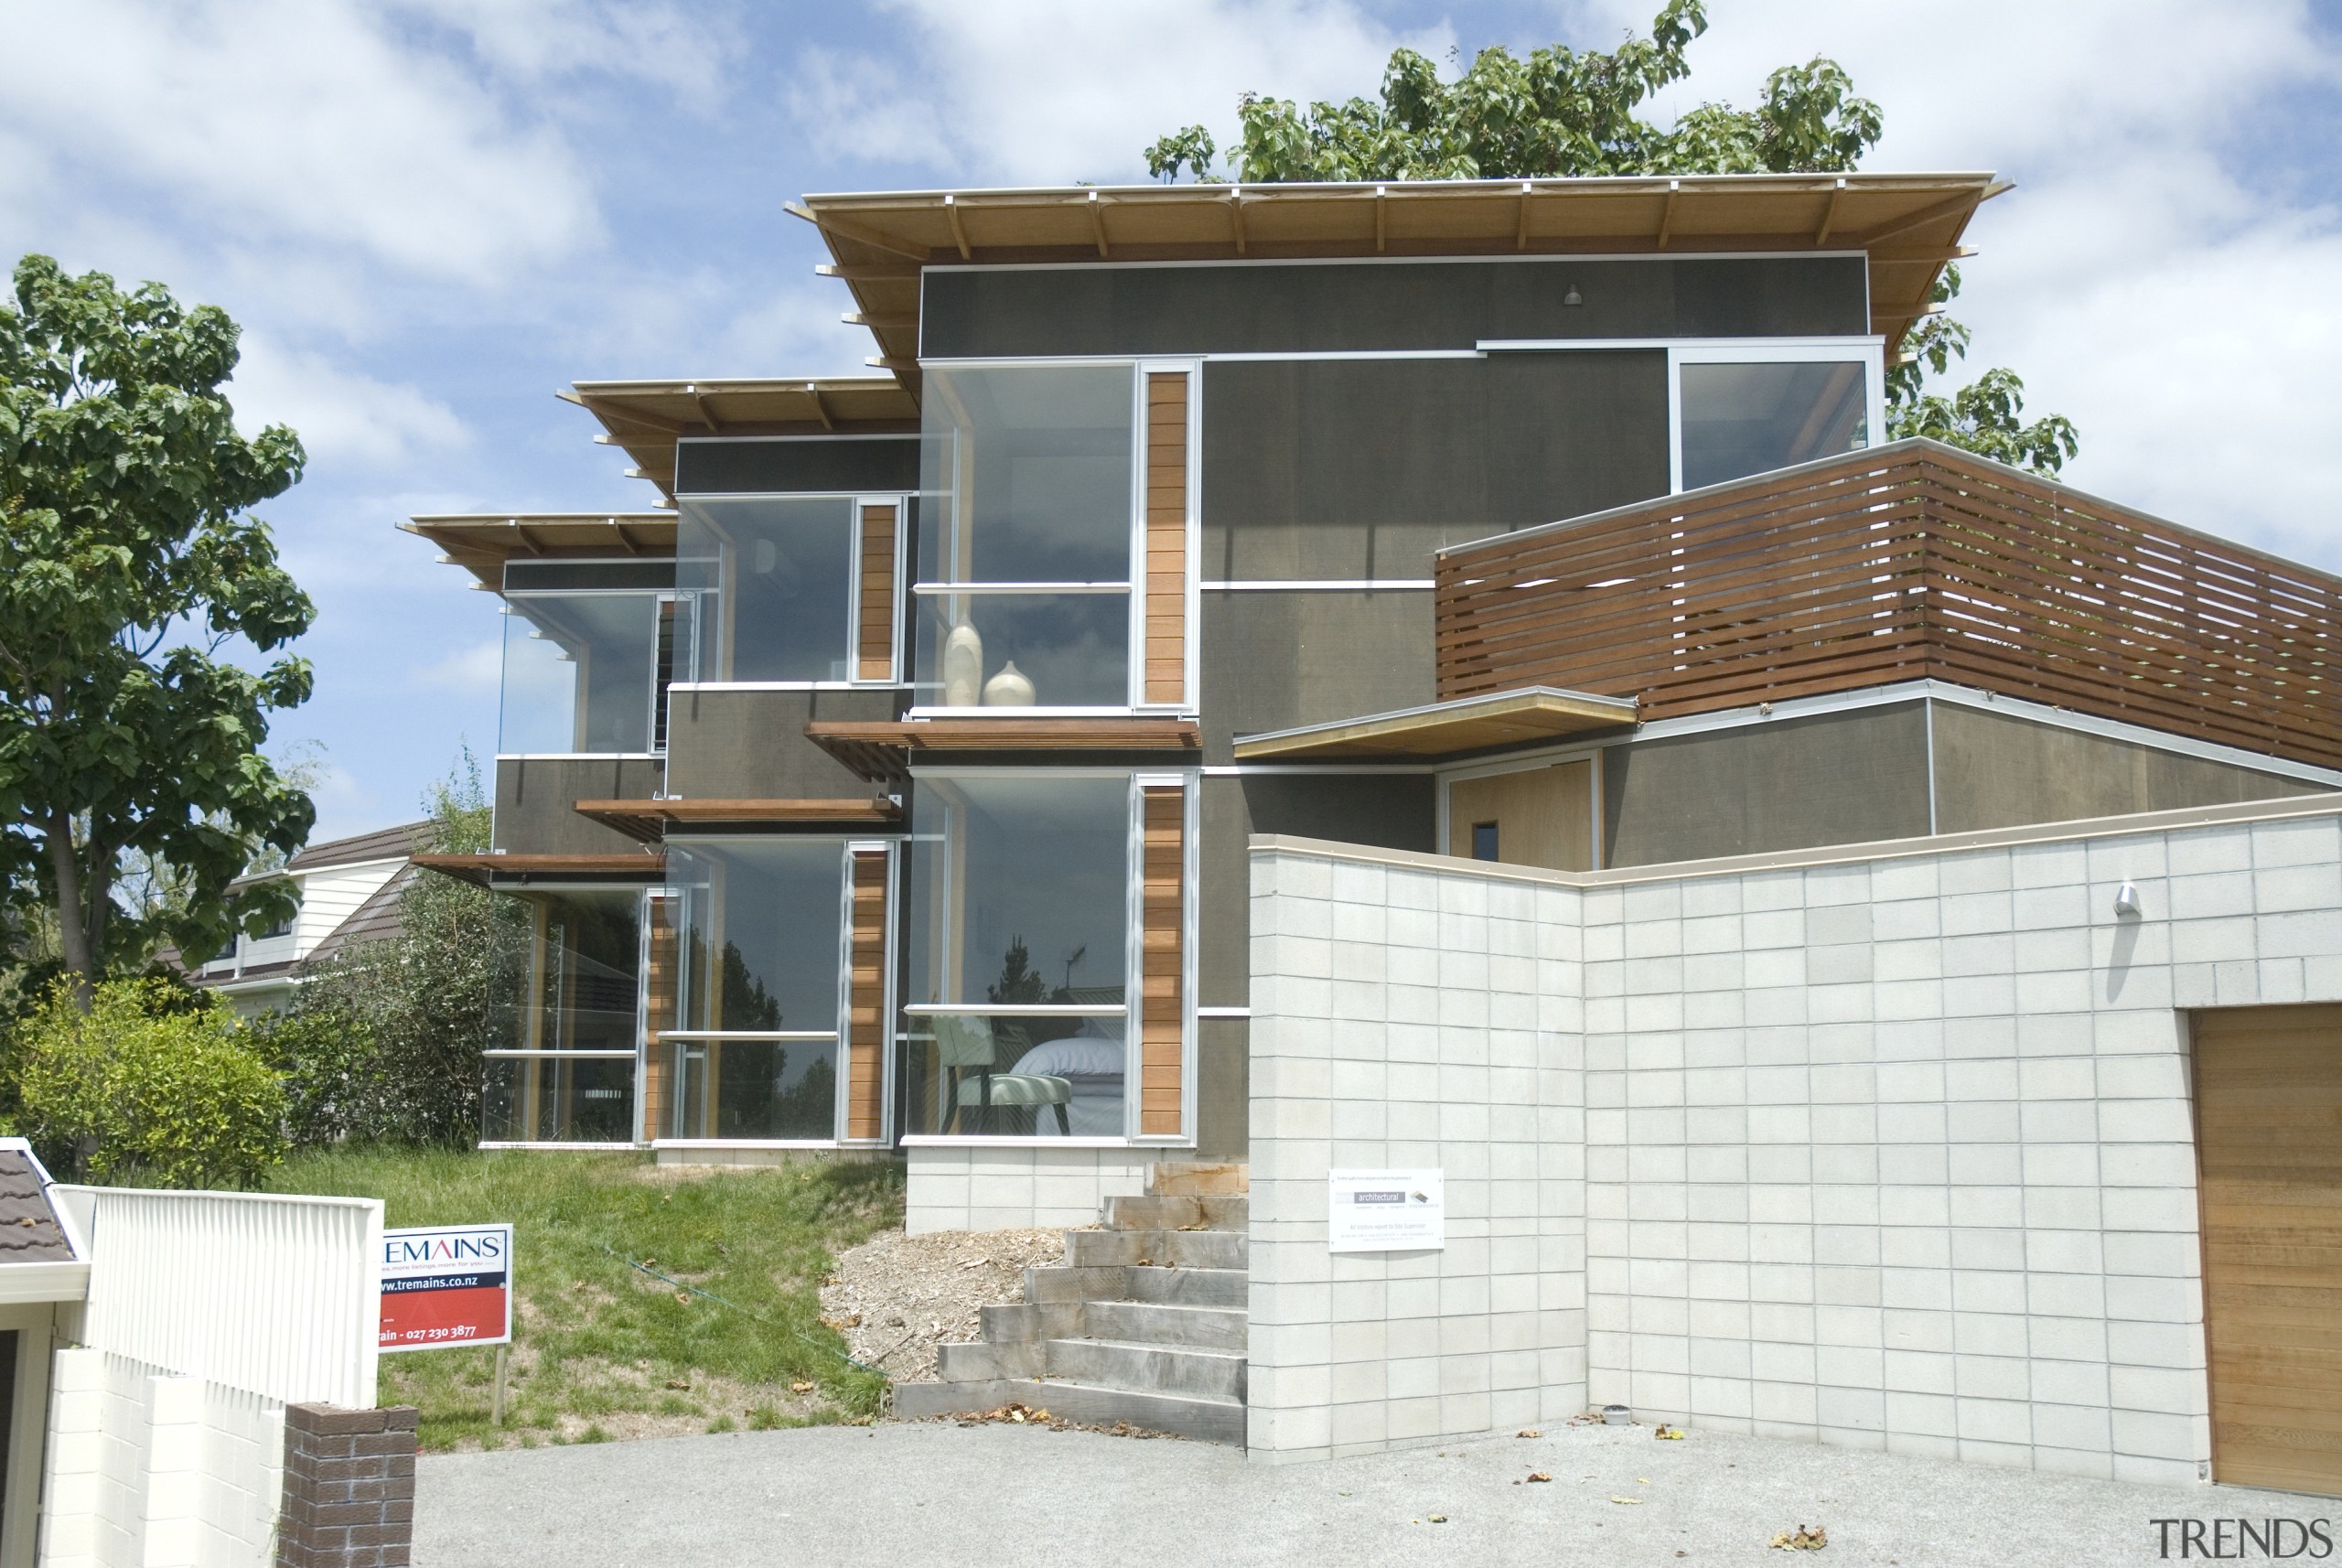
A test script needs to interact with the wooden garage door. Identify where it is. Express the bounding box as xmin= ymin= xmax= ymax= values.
xmin=2195 ymin=1004 xmax=2342 ymax=1495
